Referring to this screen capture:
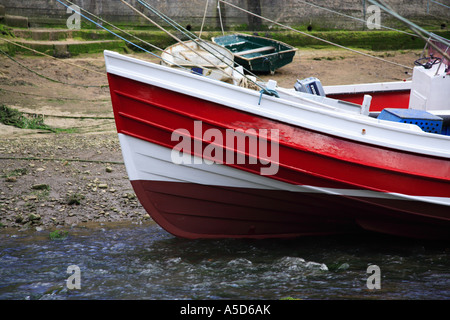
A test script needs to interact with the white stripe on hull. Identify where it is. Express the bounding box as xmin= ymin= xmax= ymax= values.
xmin=118 ymin=133 xmax=450 ymax=206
